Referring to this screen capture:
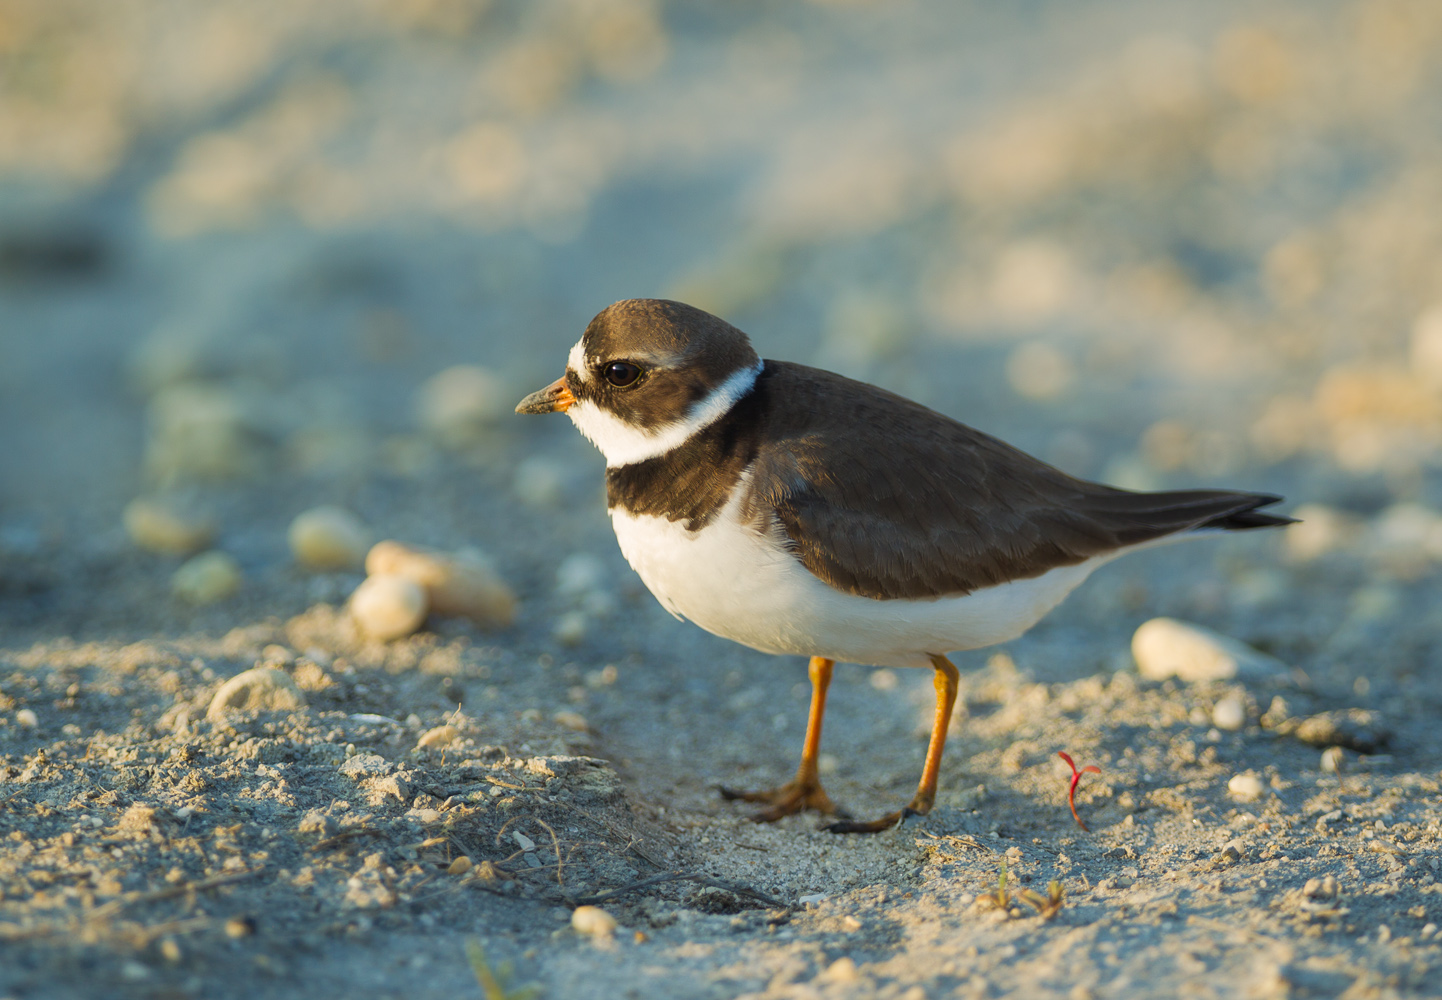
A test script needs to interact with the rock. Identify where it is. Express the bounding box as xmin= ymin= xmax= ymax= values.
xmin=172 ymin=551 xmax=242 ymax=604
xmin=571 ymin=905 xmax=617 ymax=938
xmin=512 ymin=831 xmax=537 ymax=852
xmin=15 ymin=708 xmax=38 ymax=728
xmin=1212 ymin=694 xmax=1246 ymax=731
xmin=1131 ymin=618 xmax=1287 ymax=682
xmin=349 ymin=574 xmax=429 ymax=641
xmin=513 ymin=455 xmax=568 ymax=507
xmin=553 ymin=611 xmax=587 ymax=646
xmin=123 ymin=497 xmax=214 ymax=555
xmin=448 ymin=856 xmax=473 ymax=876
xmin=1291 ymin=710 xmax=1389 ymax=753
xmin=340 ymin=754 xmax=390 ymax=779
xmin=288 ymin=506 xmax=371 ymax=571
xmin=206 ymin=667 xmax=306 ymax=722
xmin=365 ymin=541 xmax=515 ymax=627
xmin=1227 ymin=772 xmax=1264 ymax=801
xmin=1320 ymin=746 xmax=1346 ymax=773
xmin=1284 ymin=504 xmax=1356 ymax=563
xmin=416 ymin=365 xmax=509 ymax=448
xmin=552 ymin=710 xmax=587 ymax=732
xmin=416 ymin=724 xmax=460 ymax=749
